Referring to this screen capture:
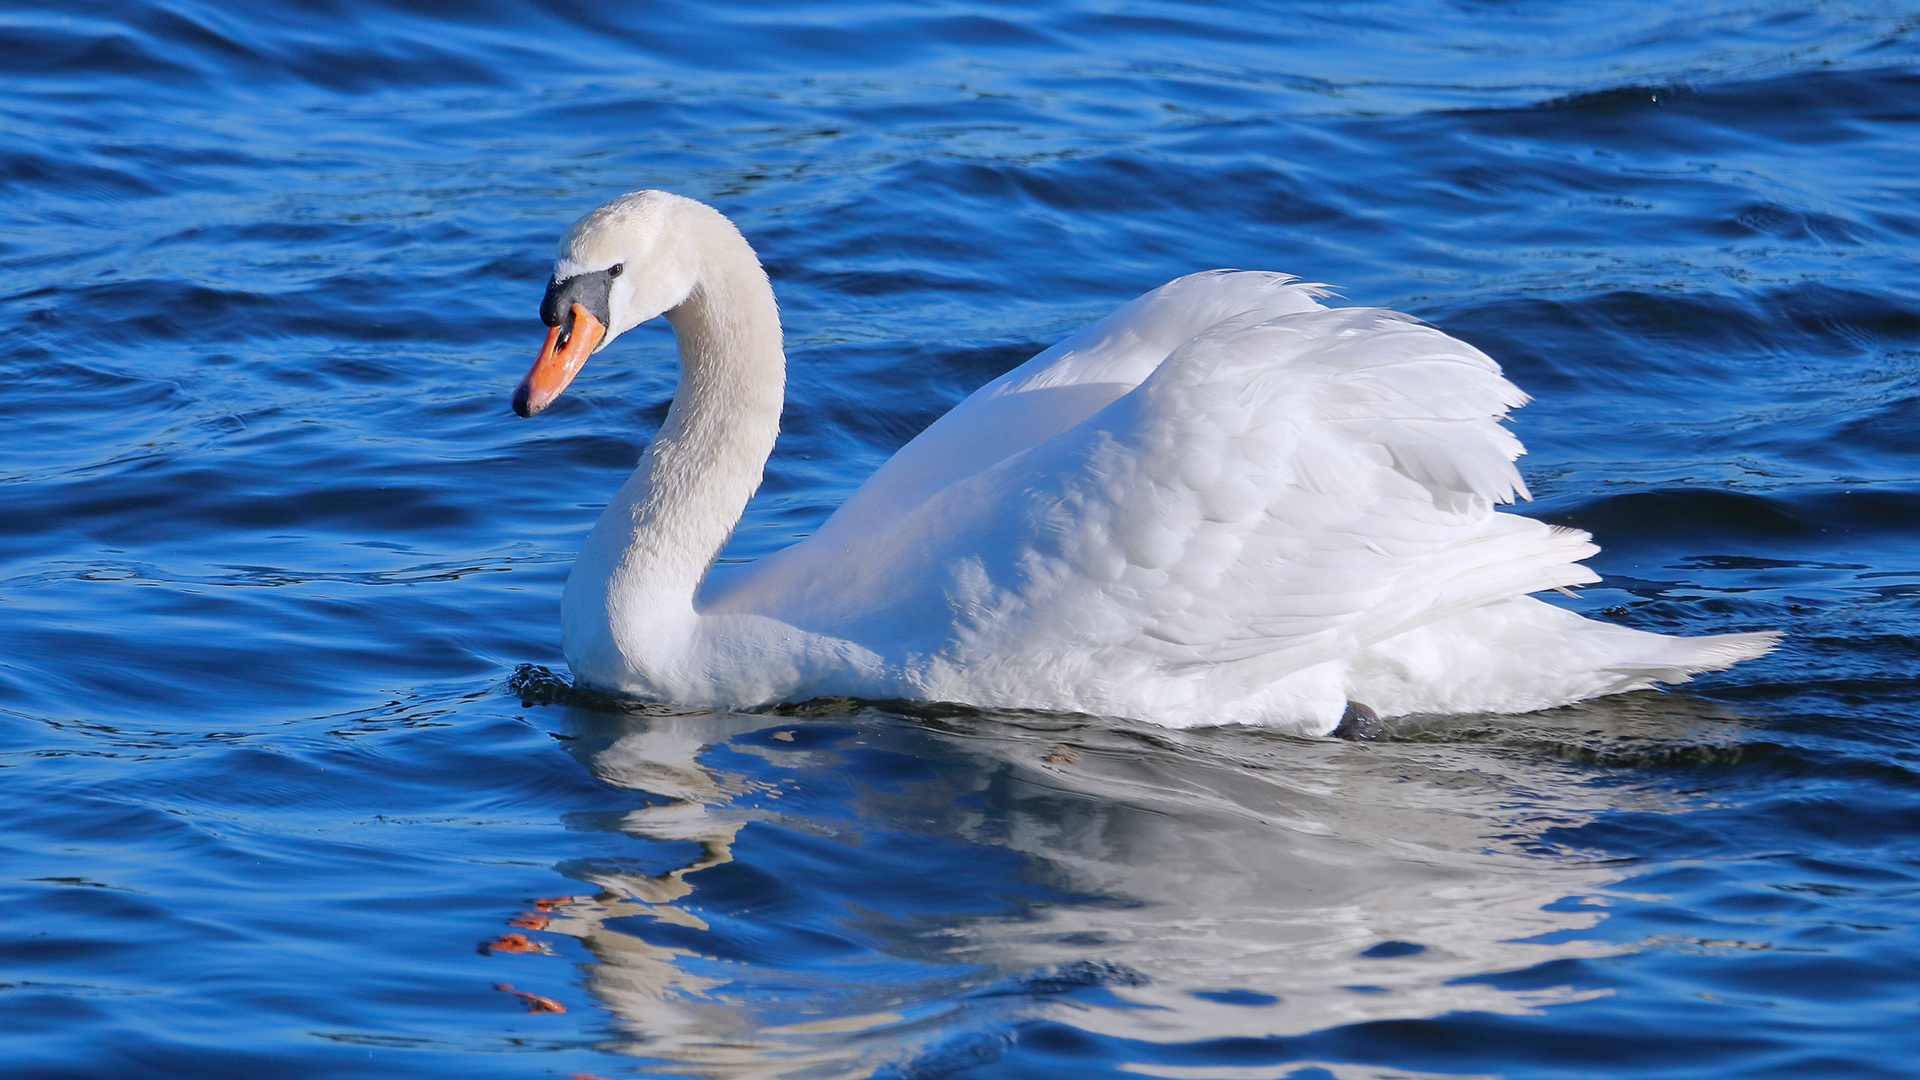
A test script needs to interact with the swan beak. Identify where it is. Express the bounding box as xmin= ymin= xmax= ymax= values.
xmin=512 ymin=303 xmax=605 ymax=418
